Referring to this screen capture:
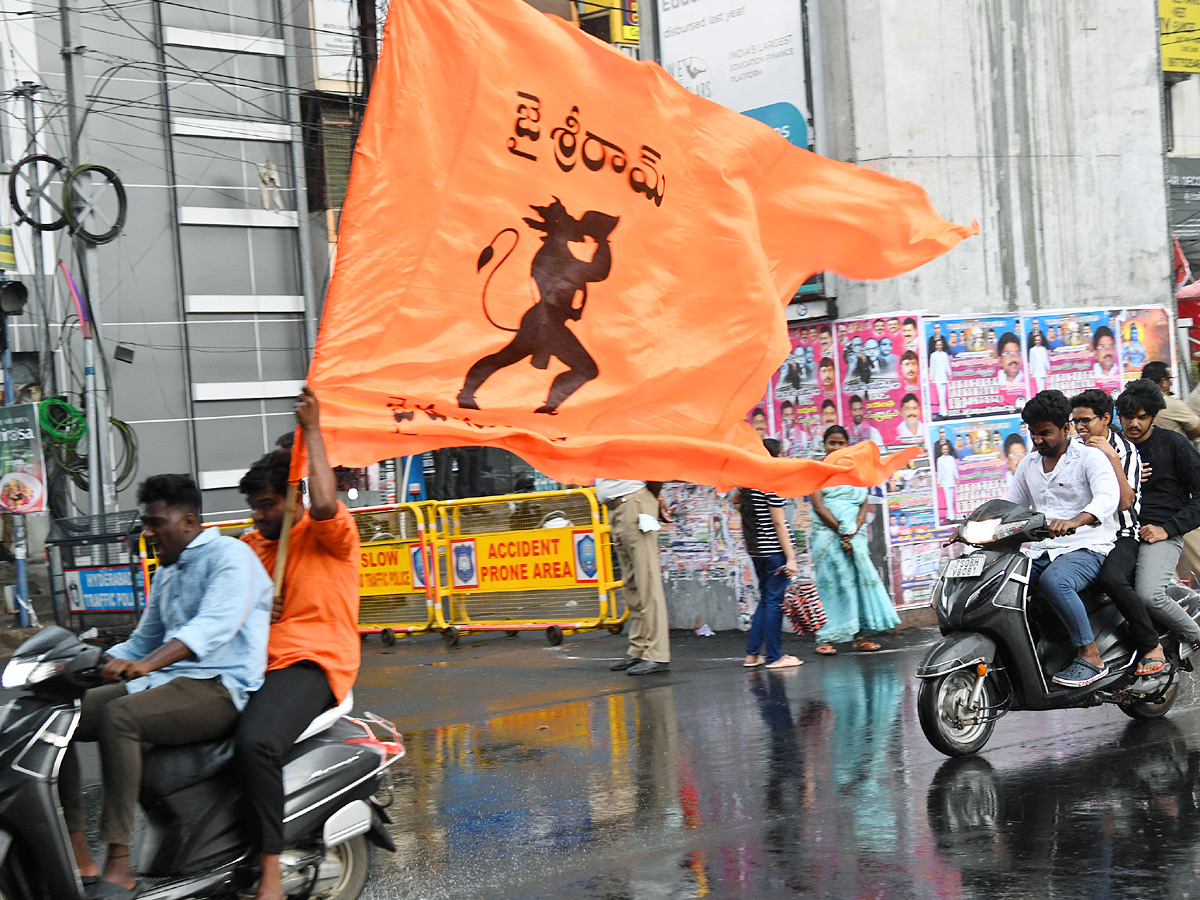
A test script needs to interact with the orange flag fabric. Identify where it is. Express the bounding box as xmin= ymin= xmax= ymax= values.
xmin=305 ymin=0 xmax=976 ymax=495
